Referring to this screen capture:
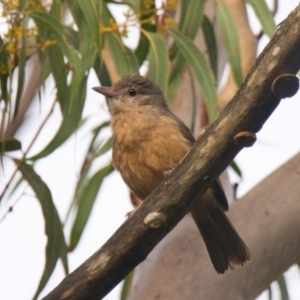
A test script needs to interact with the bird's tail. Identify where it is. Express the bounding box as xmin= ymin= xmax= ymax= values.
xmin=191 ymin=195 xmax=250 ymax=274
